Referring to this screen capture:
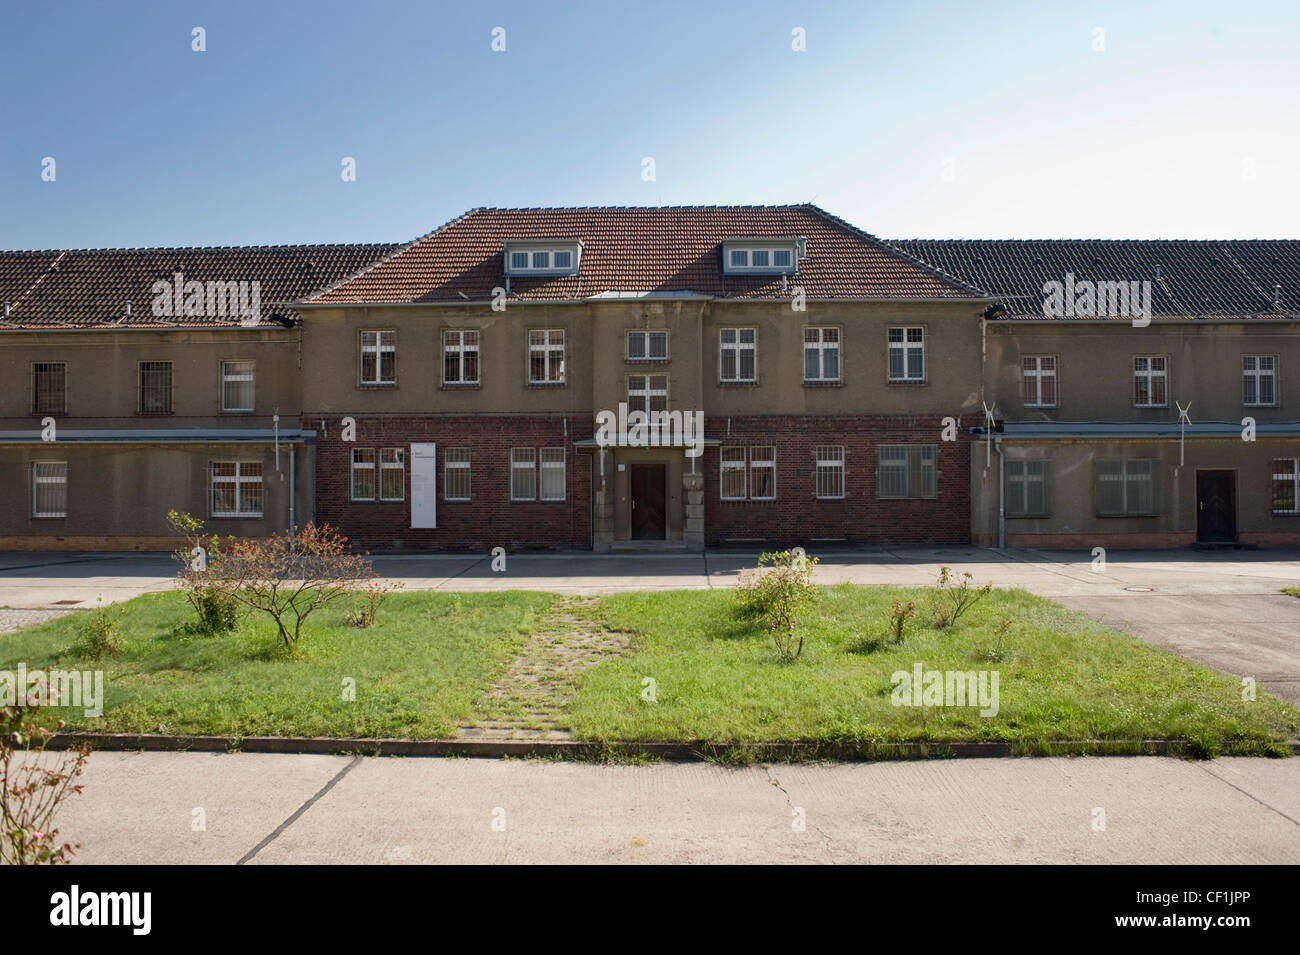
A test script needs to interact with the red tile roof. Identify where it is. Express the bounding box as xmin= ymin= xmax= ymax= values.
xmin=307 ymin=206 xmax=984 ymax=304
xmin=0 ymin=244 xmax=398 ymax=329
